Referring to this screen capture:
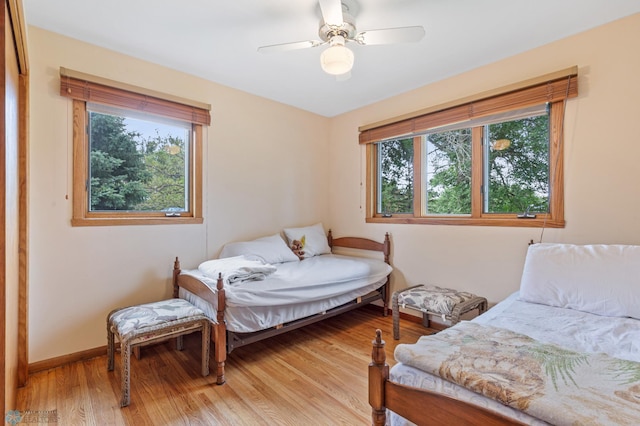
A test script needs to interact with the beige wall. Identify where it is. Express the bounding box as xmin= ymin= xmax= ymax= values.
xmin=27 ymin=27 xmax=330 ymax=362
xmin=328 ymin=13 xmax=640 ymax=305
